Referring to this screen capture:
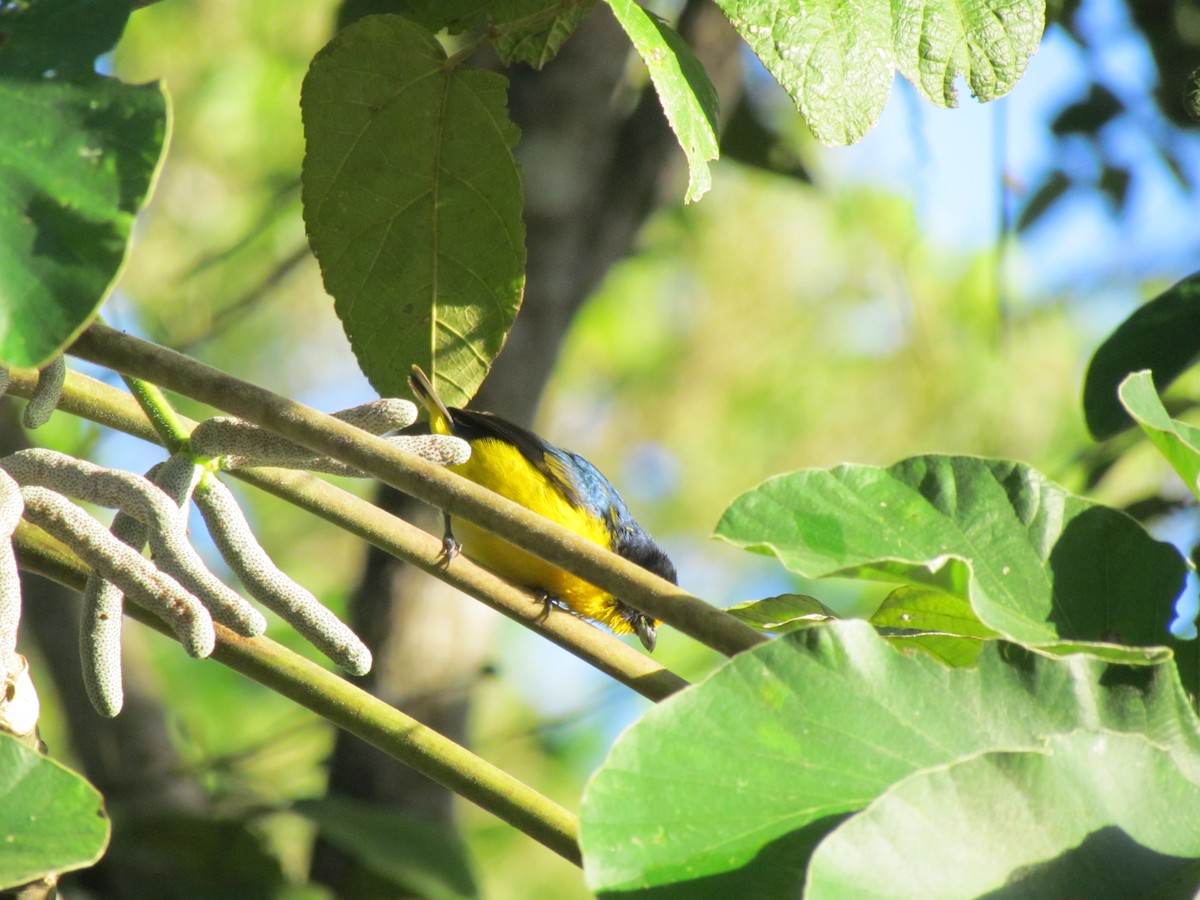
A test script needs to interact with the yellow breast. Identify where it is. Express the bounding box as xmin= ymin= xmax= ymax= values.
xmin=448 ymin=437 xmax=635 ymax=634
